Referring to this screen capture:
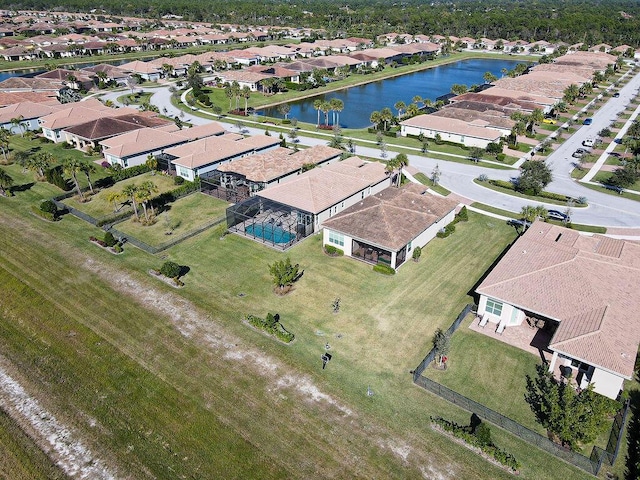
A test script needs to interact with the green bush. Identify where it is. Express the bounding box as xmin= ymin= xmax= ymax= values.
xmin=30 ymin=205 xmax=56 ymax=221
xmin=110 ymin=164 xmax=150 ymax=182
xmin=456 ymin=206 xmax=468 ymax=222
xmin=324 ymin=245 xmax=344 ymax=256
xmin=412 ymin=246 xmax=422 ymax=261
xmin=174 ymin=176 xmax=185 ymax=185
xmin=113 ymin=244 xmax=123 ymax=253
xmin=45 ymin=165 xmax=72 ymax=191
xmin=436 ymin=223 xmax=456 ymax=238
xmin=373 ymin=263 xmax=396 ymax=275
xmin=495 ymin=153 xmax=506 ymax=162
xmin=488 ymin=179 xmax=515 ymax=190
xmin=431 ymin=417 xmax=519 ymax=472
xmin=247 ymin=314 xmax=295 ymax=343
xmin=475 ymin=423 xmax=492 ymax=446
xmin=159 ymin=261 xmax=181 ymax=279
xmin=103 ymin=231 xmax=117 ymax=247
xmin=39 ymin=199 xmax=58 ymax=216
xmin=539 ymin=191 xmax=572 ymax=202
xmin=154 ymin=178 xmax=200 ymax=206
